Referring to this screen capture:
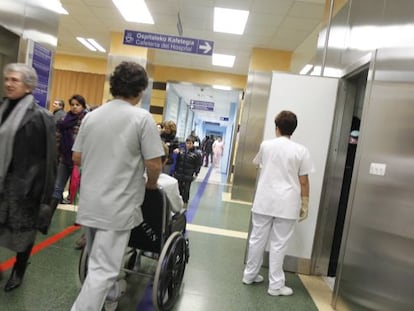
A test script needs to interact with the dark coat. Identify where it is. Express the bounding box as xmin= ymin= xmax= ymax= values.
xmin=0 ymin=99 xmax=56 ymax=251
xmin=203 ymin=138 xmax=214 ymax=154
xmin=53 ymin=108 xmax=66 ymax=124
xmin=173 ymin=148 xmax=202 ymax=181
xmin=160 ymin=132 xmax=179 ymax=165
